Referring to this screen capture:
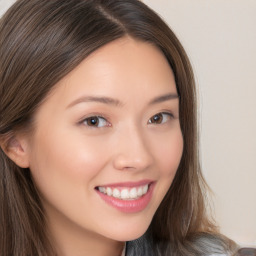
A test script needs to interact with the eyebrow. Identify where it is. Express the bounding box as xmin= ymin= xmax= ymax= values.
xmin=67 ymin=93 xmax=179 ymax=109
xmin=67 ymin=96 xmax=122 ymax=108
xmin=148 ymin=93 xmax=179 ymax=105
